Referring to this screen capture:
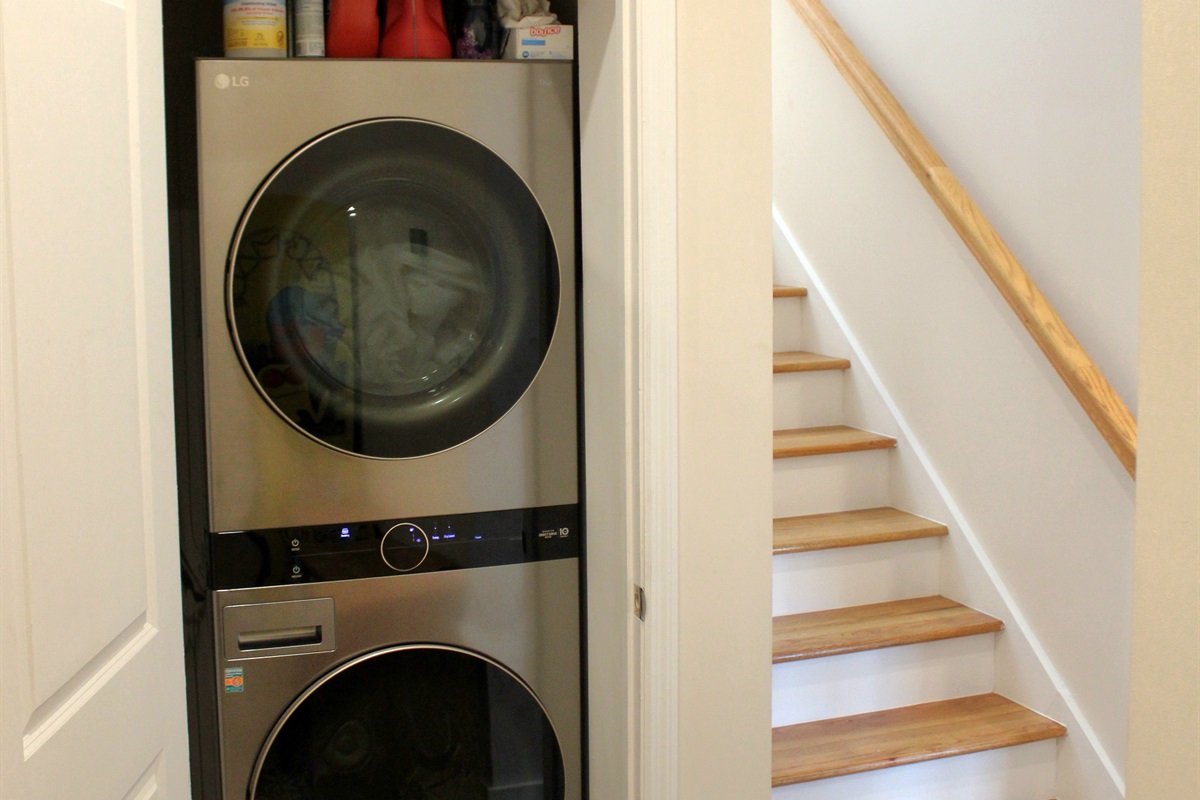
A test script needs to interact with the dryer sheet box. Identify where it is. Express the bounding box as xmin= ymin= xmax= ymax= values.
xmin=502 ymin=24 xmax=574 ymax=60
